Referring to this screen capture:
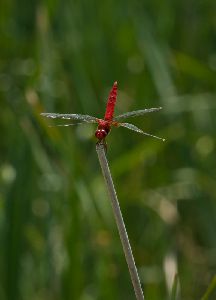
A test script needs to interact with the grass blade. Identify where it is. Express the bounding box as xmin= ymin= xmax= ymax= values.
xmin=96 ymin=142 xmax=145 ymax=300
